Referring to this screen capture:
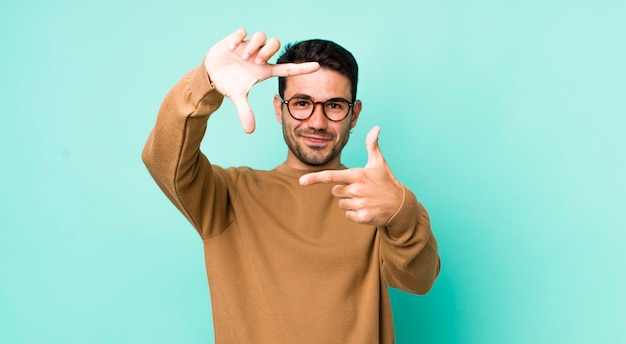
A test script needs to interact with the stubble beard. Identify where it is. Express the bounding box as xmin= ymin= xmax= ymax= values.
xmin=283 ymin=126 xmax=351 ymax=167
